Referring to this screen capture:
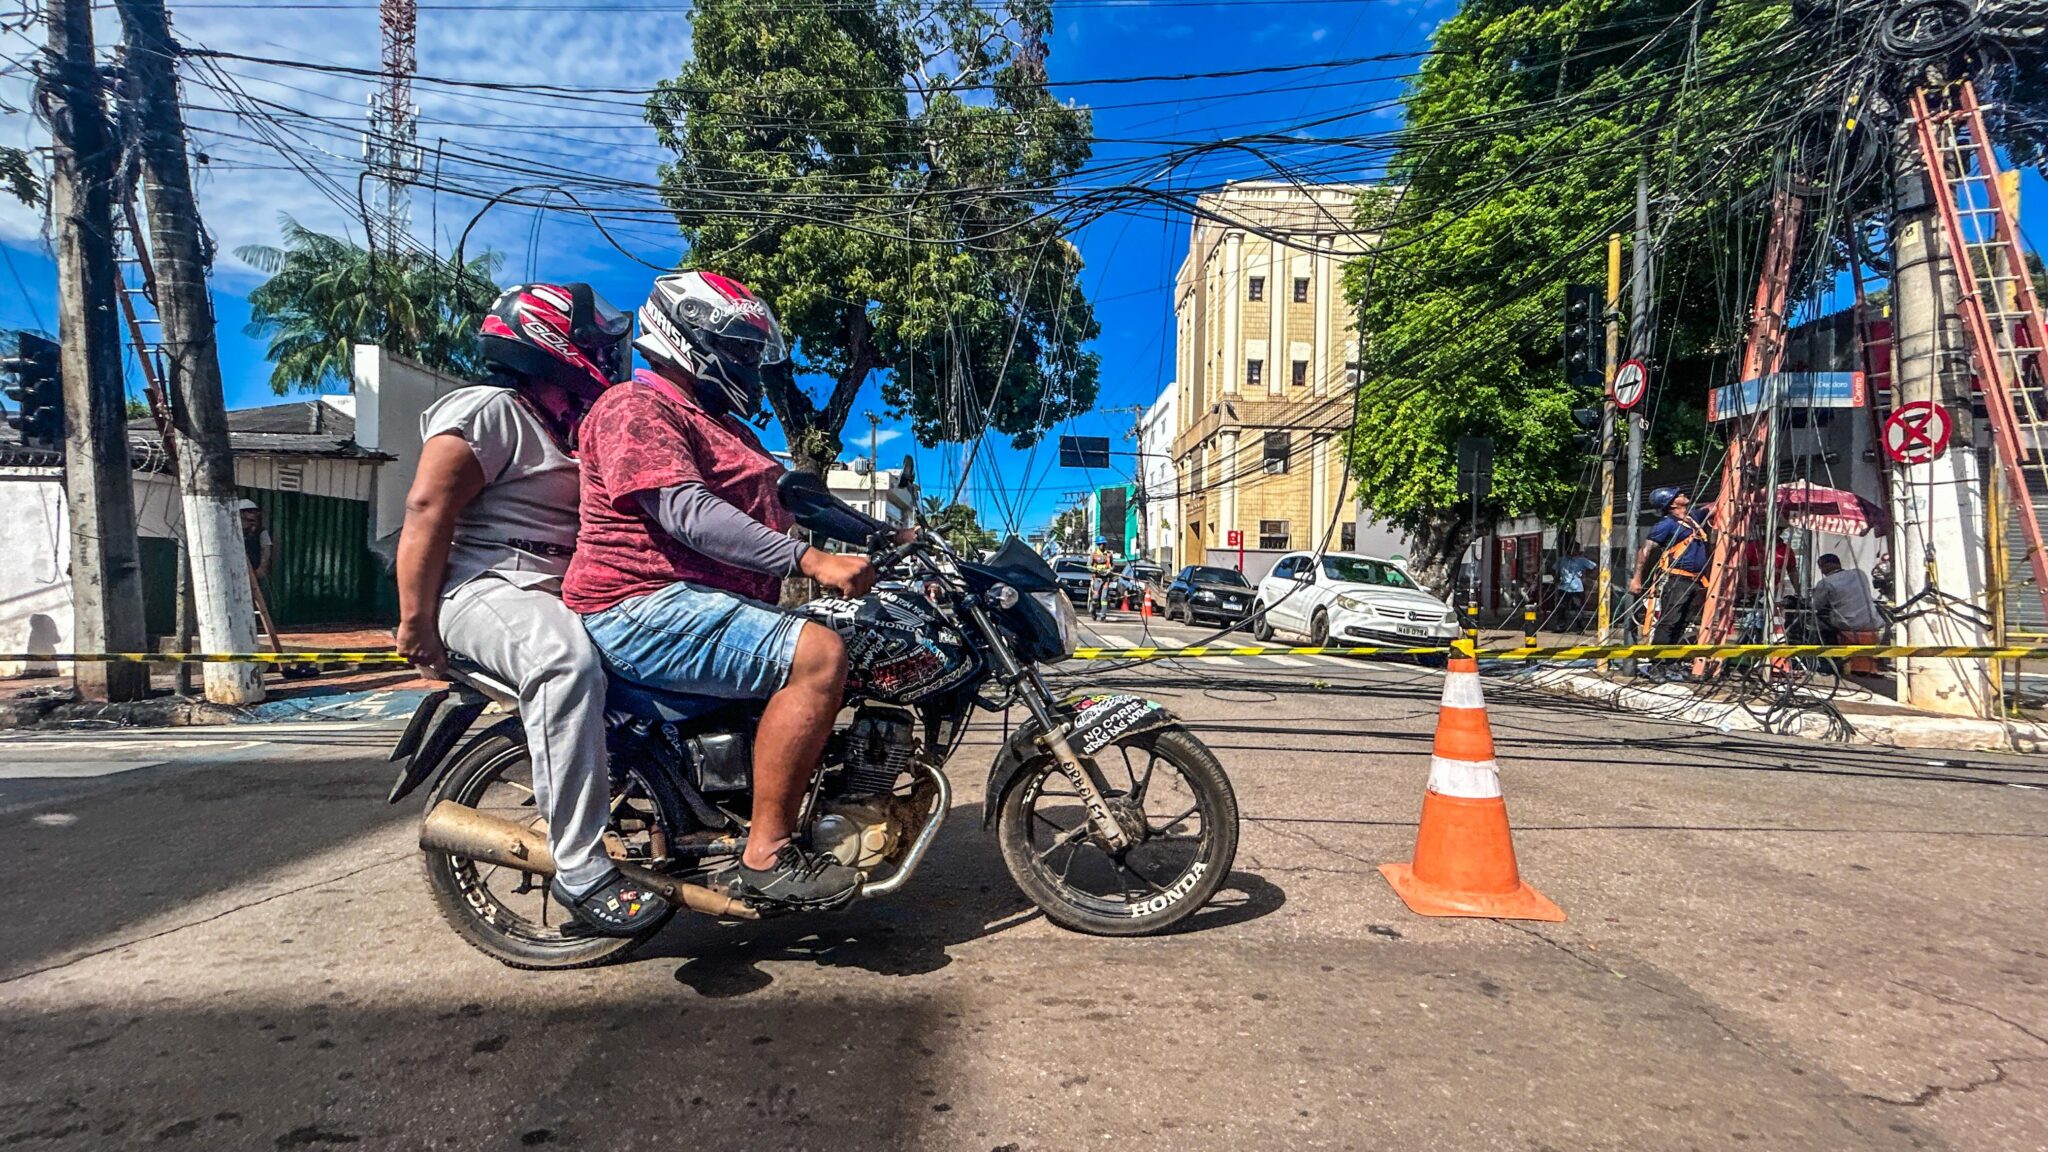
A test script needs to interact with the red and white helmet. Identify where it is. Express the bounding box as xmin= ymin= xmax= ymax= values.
xmin=478 ymin=282 xmax=633 ymax=405
xmin=635 ymin=271 xmax=790 ymax=418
